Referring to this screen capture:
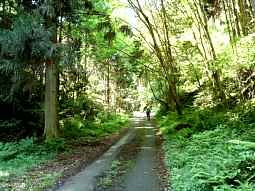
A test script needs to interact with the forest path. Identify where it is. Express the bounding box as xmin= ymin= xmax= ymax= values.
xmin=55 ymin=114 xmax=161 ymax=191
xmin=111 ymin=117 xmax=161 ymax=191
